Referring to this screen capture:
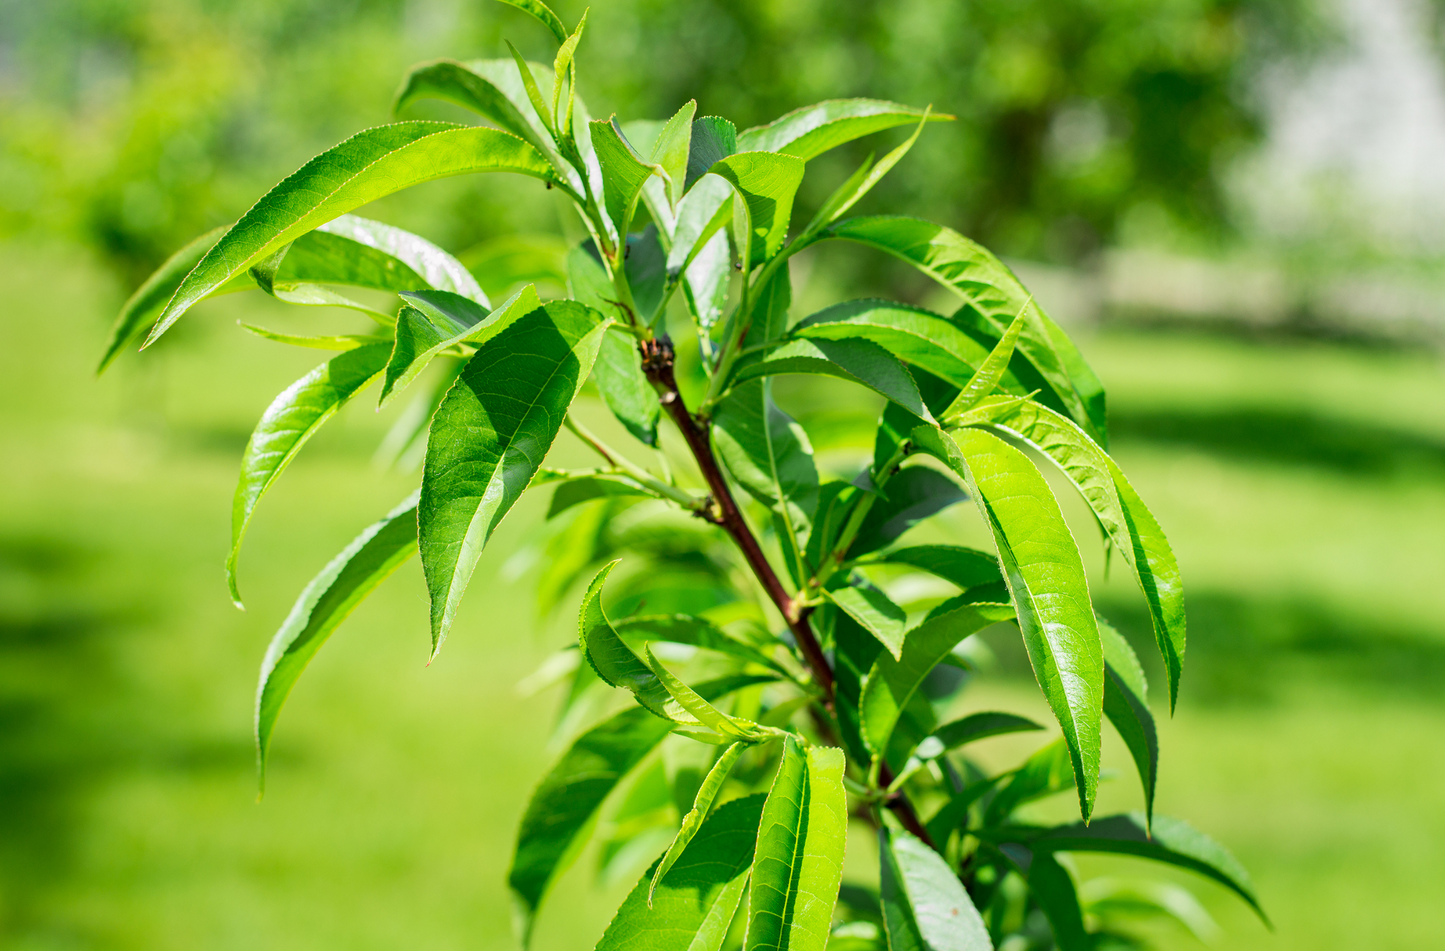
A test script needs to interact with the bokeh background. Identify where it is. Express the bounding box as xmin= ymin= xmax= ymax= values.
xmin=2 ymin=0 xmax=1444 ymax=948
